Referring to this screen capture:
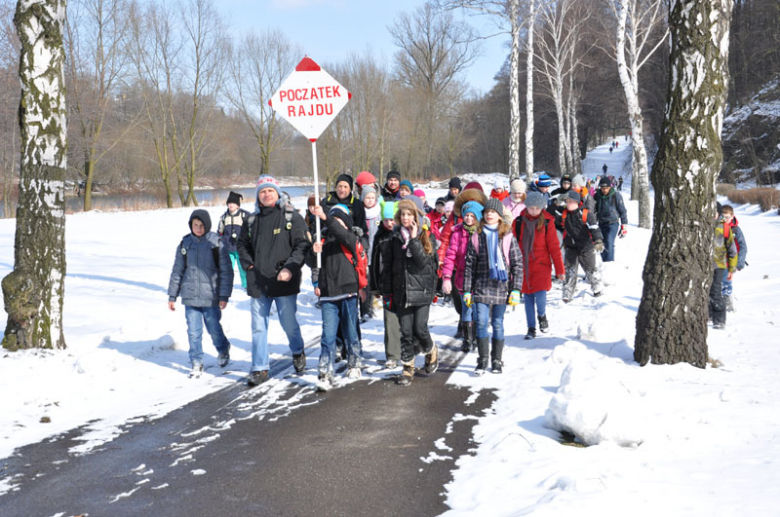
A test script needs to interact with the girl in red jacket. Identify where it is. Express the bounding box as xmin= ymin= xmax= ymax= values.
xmin=513 ymin=192 xmax=565 ymax=340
